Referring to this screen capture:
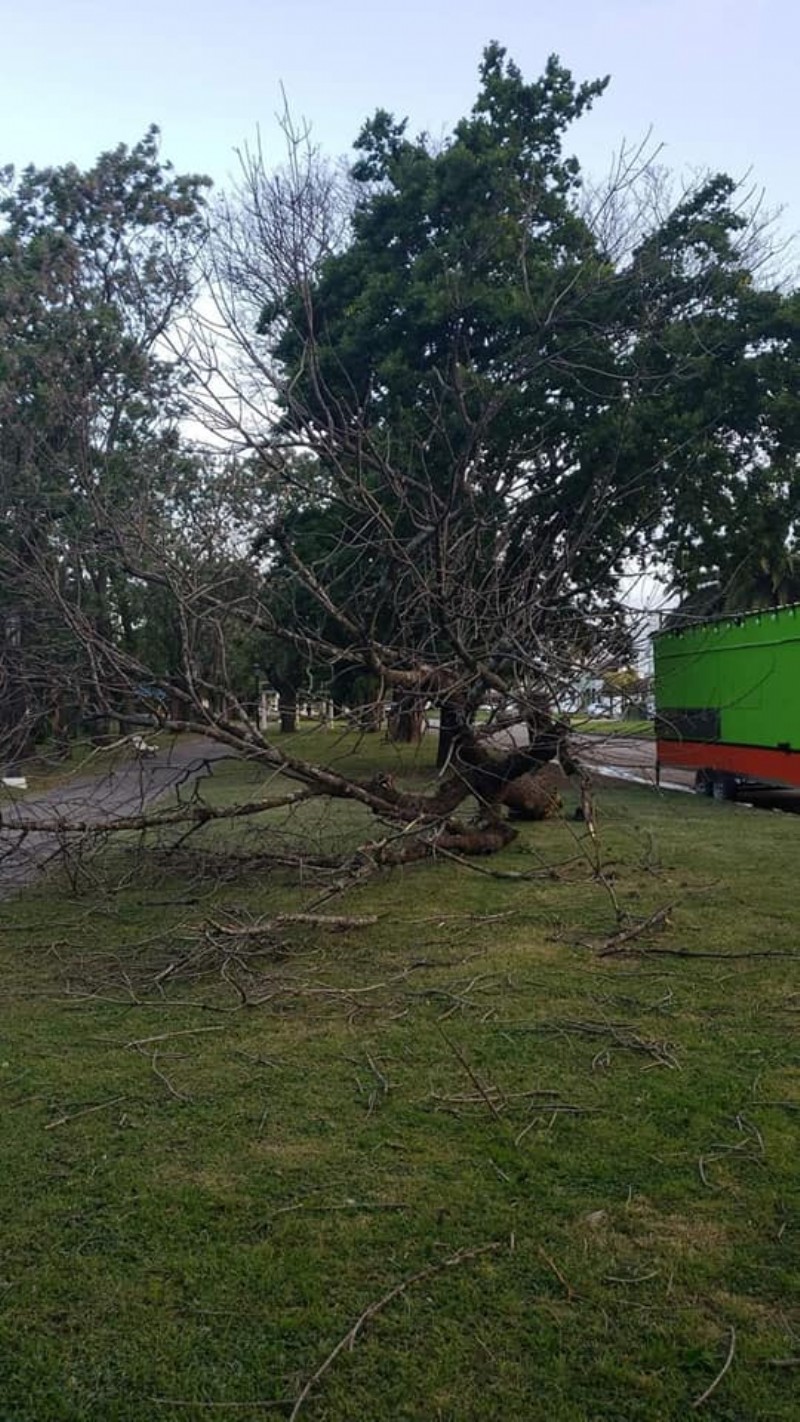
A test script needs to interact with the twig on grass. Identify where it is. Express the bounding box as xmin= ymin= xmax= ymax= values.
xmin=596 ymin=904 xmax=673 ymax=955
xmin=270 ymin=1200 xmax=408 ymax=1221
xmin=288 ymin=1241 xmax=504 ymax=1420
xmin=91 ymin=1026 xmax=226 ymax=1049
xmin=699 ymin=1116 xmax=765 ymax=1188
xmin=209 ymin=913 xmax=379 ymax=937
xmin=403 ymin=910 xmax=519 ymax=925
xmin=430 ymin=1087 xmax=561 ymax=1106
xmin=513 ymin=1105 xmax=596 ymax=1144
xmin=691 ymin=1325 xmax=736 ymax=1408
xmin=437 ymin=1027 xmax=505 ymax=1121
xmin=63 ymin=991 xmax=237 ymax=1012
xmin=429 ymin=843 xmax=565 ymax=881
xmin=538 ymin=1246 xmax=577 ymax=1302
xmin=698 ymin=1156 xmax=713 ymax=1189
xmin=151 ymin=1400 xmax=290 ymax=1410
xmin=516 ymin=1113 xmax=553 ymax=1146
xmin=603 ymin=1270 xmax=660 ymax=1284
xmin=364 ymin=1050 xmax=389 ymax=1096
xmin=134 ymin=1044 xmax=191 ymax=1102
xmin=45 ymin=1094 xmax=127 ymax=1129
xmin=363 ymin=1049 xmax=390 ymax=1116
xmin=602 ymin=946 xmax=800 ymax=961
xmin=502 ymin=1018 xmax=679 ymax=1070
